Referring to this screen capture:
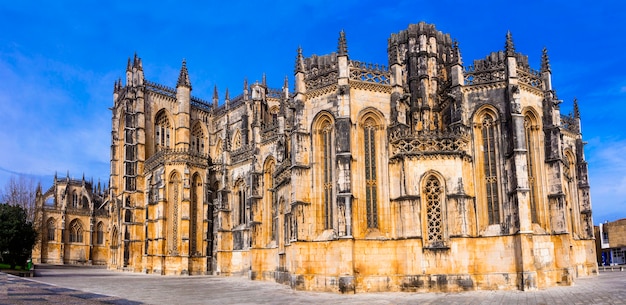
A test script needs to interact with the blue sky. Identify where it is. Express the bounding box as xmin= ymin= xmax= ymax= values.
xmin=1 ymin=1 xmax=625 ymax=223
